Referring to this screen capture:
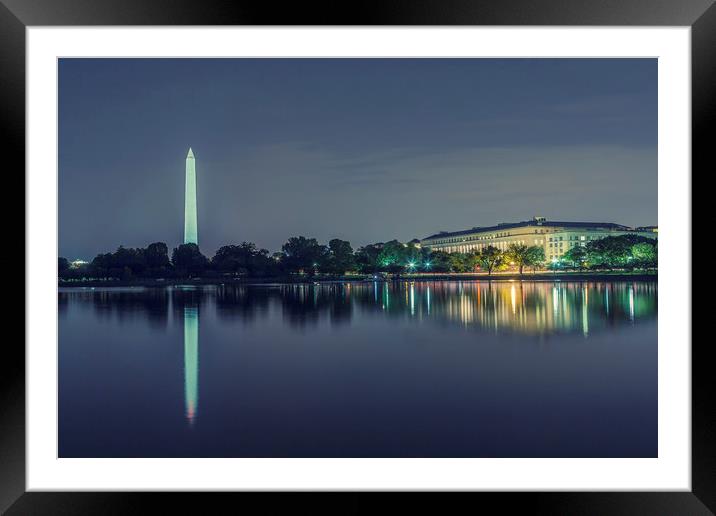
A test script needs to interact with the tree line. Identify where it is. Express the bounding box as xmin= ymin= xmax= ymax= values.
xmin=58 ymin=234 xmax=656 ymax=281
xmin=560 ymin=234 xmax=657 ymax=269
